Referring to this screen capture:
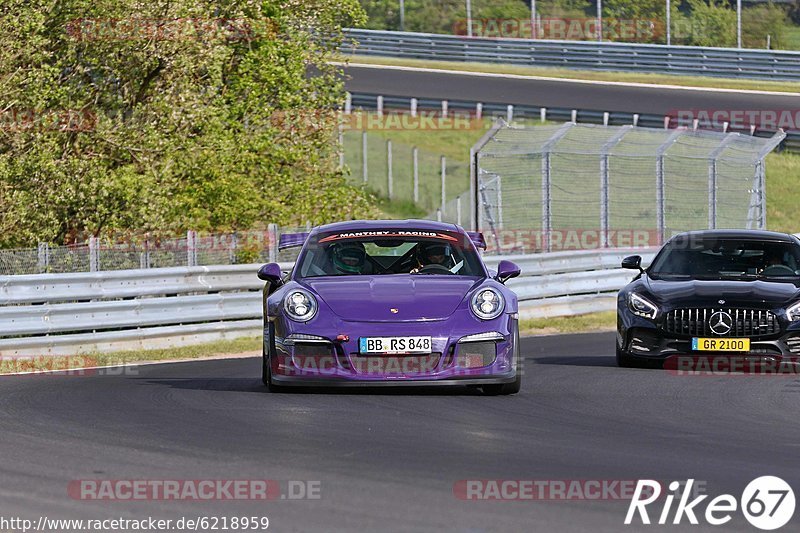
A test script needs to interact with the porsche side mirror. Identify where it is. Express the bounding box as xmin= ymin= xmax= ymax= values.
xmin=496 ymin=260 xmax=521 ymax=284
xmin=257 ymin=263 xmax=283 ymax=284
xmin=621 ymin=255 xmax=643 ymax=272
